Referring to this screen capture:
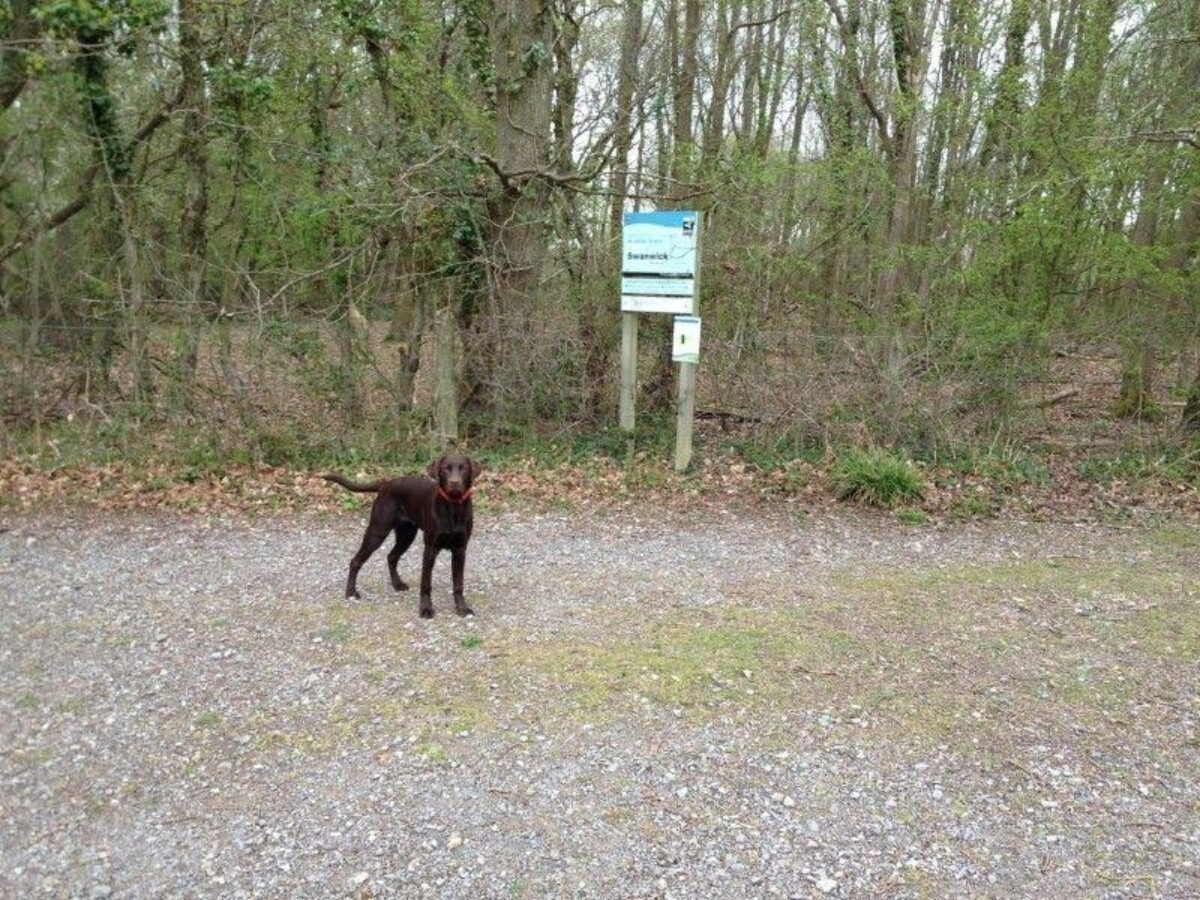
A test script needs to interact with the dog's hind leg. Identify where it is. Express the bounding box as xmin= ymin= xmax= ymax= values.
xmin=346 ymin=522 xmax=388 ymax=599
xmin=387 ymin=522 xmax=419 ymax=592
